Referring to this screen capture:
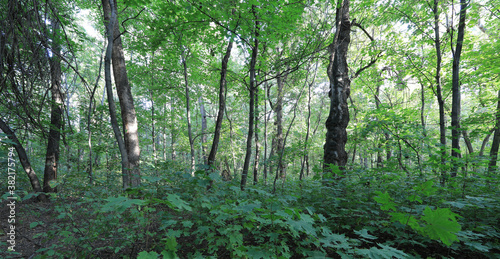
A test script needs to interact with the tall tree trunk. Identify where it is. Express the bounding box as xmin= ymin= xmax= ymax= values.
xmin=207 ymin=38 xmax=233 ymax=167
xmin=275 ymin=69 xmax=286 ymax=179
xmin=181 ymin=49 xmax=195 ymax=174
xmin=103 ymin=0 xmax=130 ymax=189
xmin=432 ymin=0 xmax=447 ymax=185
xmin=450 ymin=0 xmax=467 ymax=177
xmin=241 ymin=5 xmax=259 ymax=191
xmin=170 ymin=97 xmax=177 ymax=160
xmin=488 ymin=89 xmax=500 ymax=175
xmin=151 ymin=90 xmax=157 ymax=163
xmin=199 ymin=96 xmax=207 ymax=164
xmin=103 ymin=0 xmax=141 ymax=188
xmin=43 ymin=19 xmax=63 ymax=194
xmin=253 ymin=85 xmax=260 ymax=185
xmin=323 ymin=0 xmax=351 ymax=176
